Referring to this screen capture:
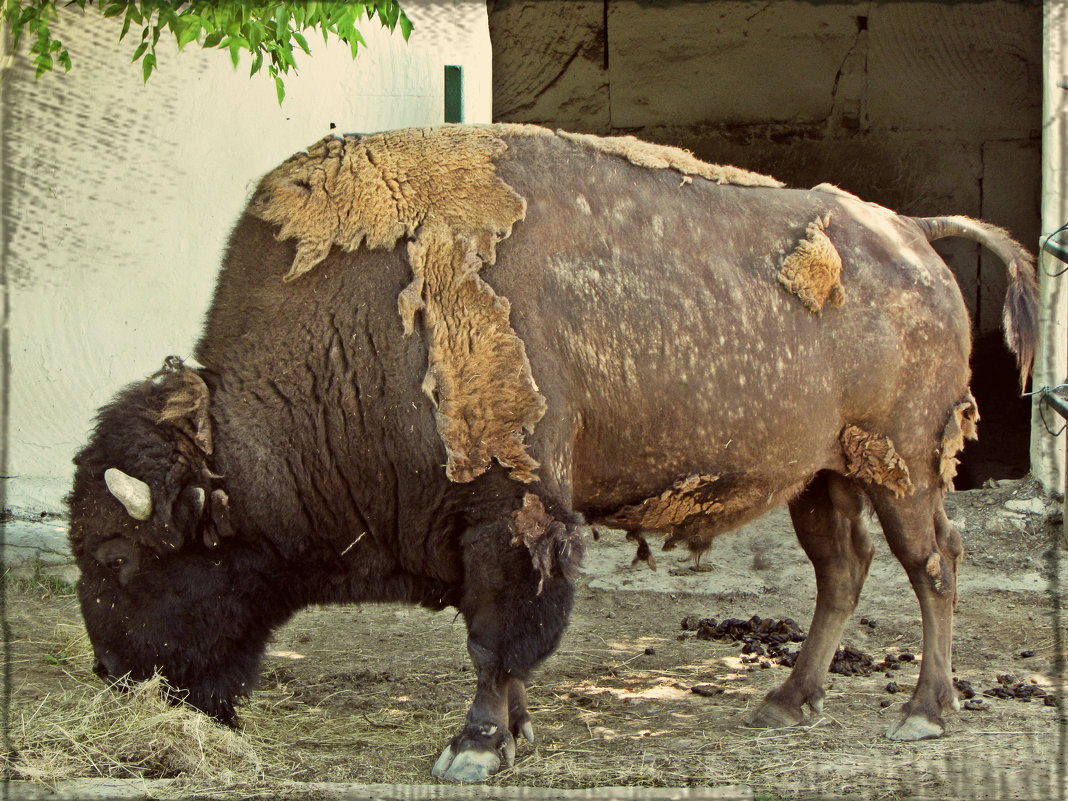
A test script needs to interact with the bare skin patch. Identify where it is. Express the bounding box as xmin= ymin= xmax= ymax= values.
xmin=778 ymin=215 xmax=845 ymax=314
xmin=841 ymin=425 xmax=914 ymax=498
xmin=249 ymin=127 xmax=527 ymax=282
xmin=553 ymin=130 xmax=784 ymax=188
xmin=410 ymin=222 xmax=547 ymax=484
xmin=513 ymin=493 xmax=584 ymax=593
xmin=938 ymin=394 xmax=980 ymax=491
